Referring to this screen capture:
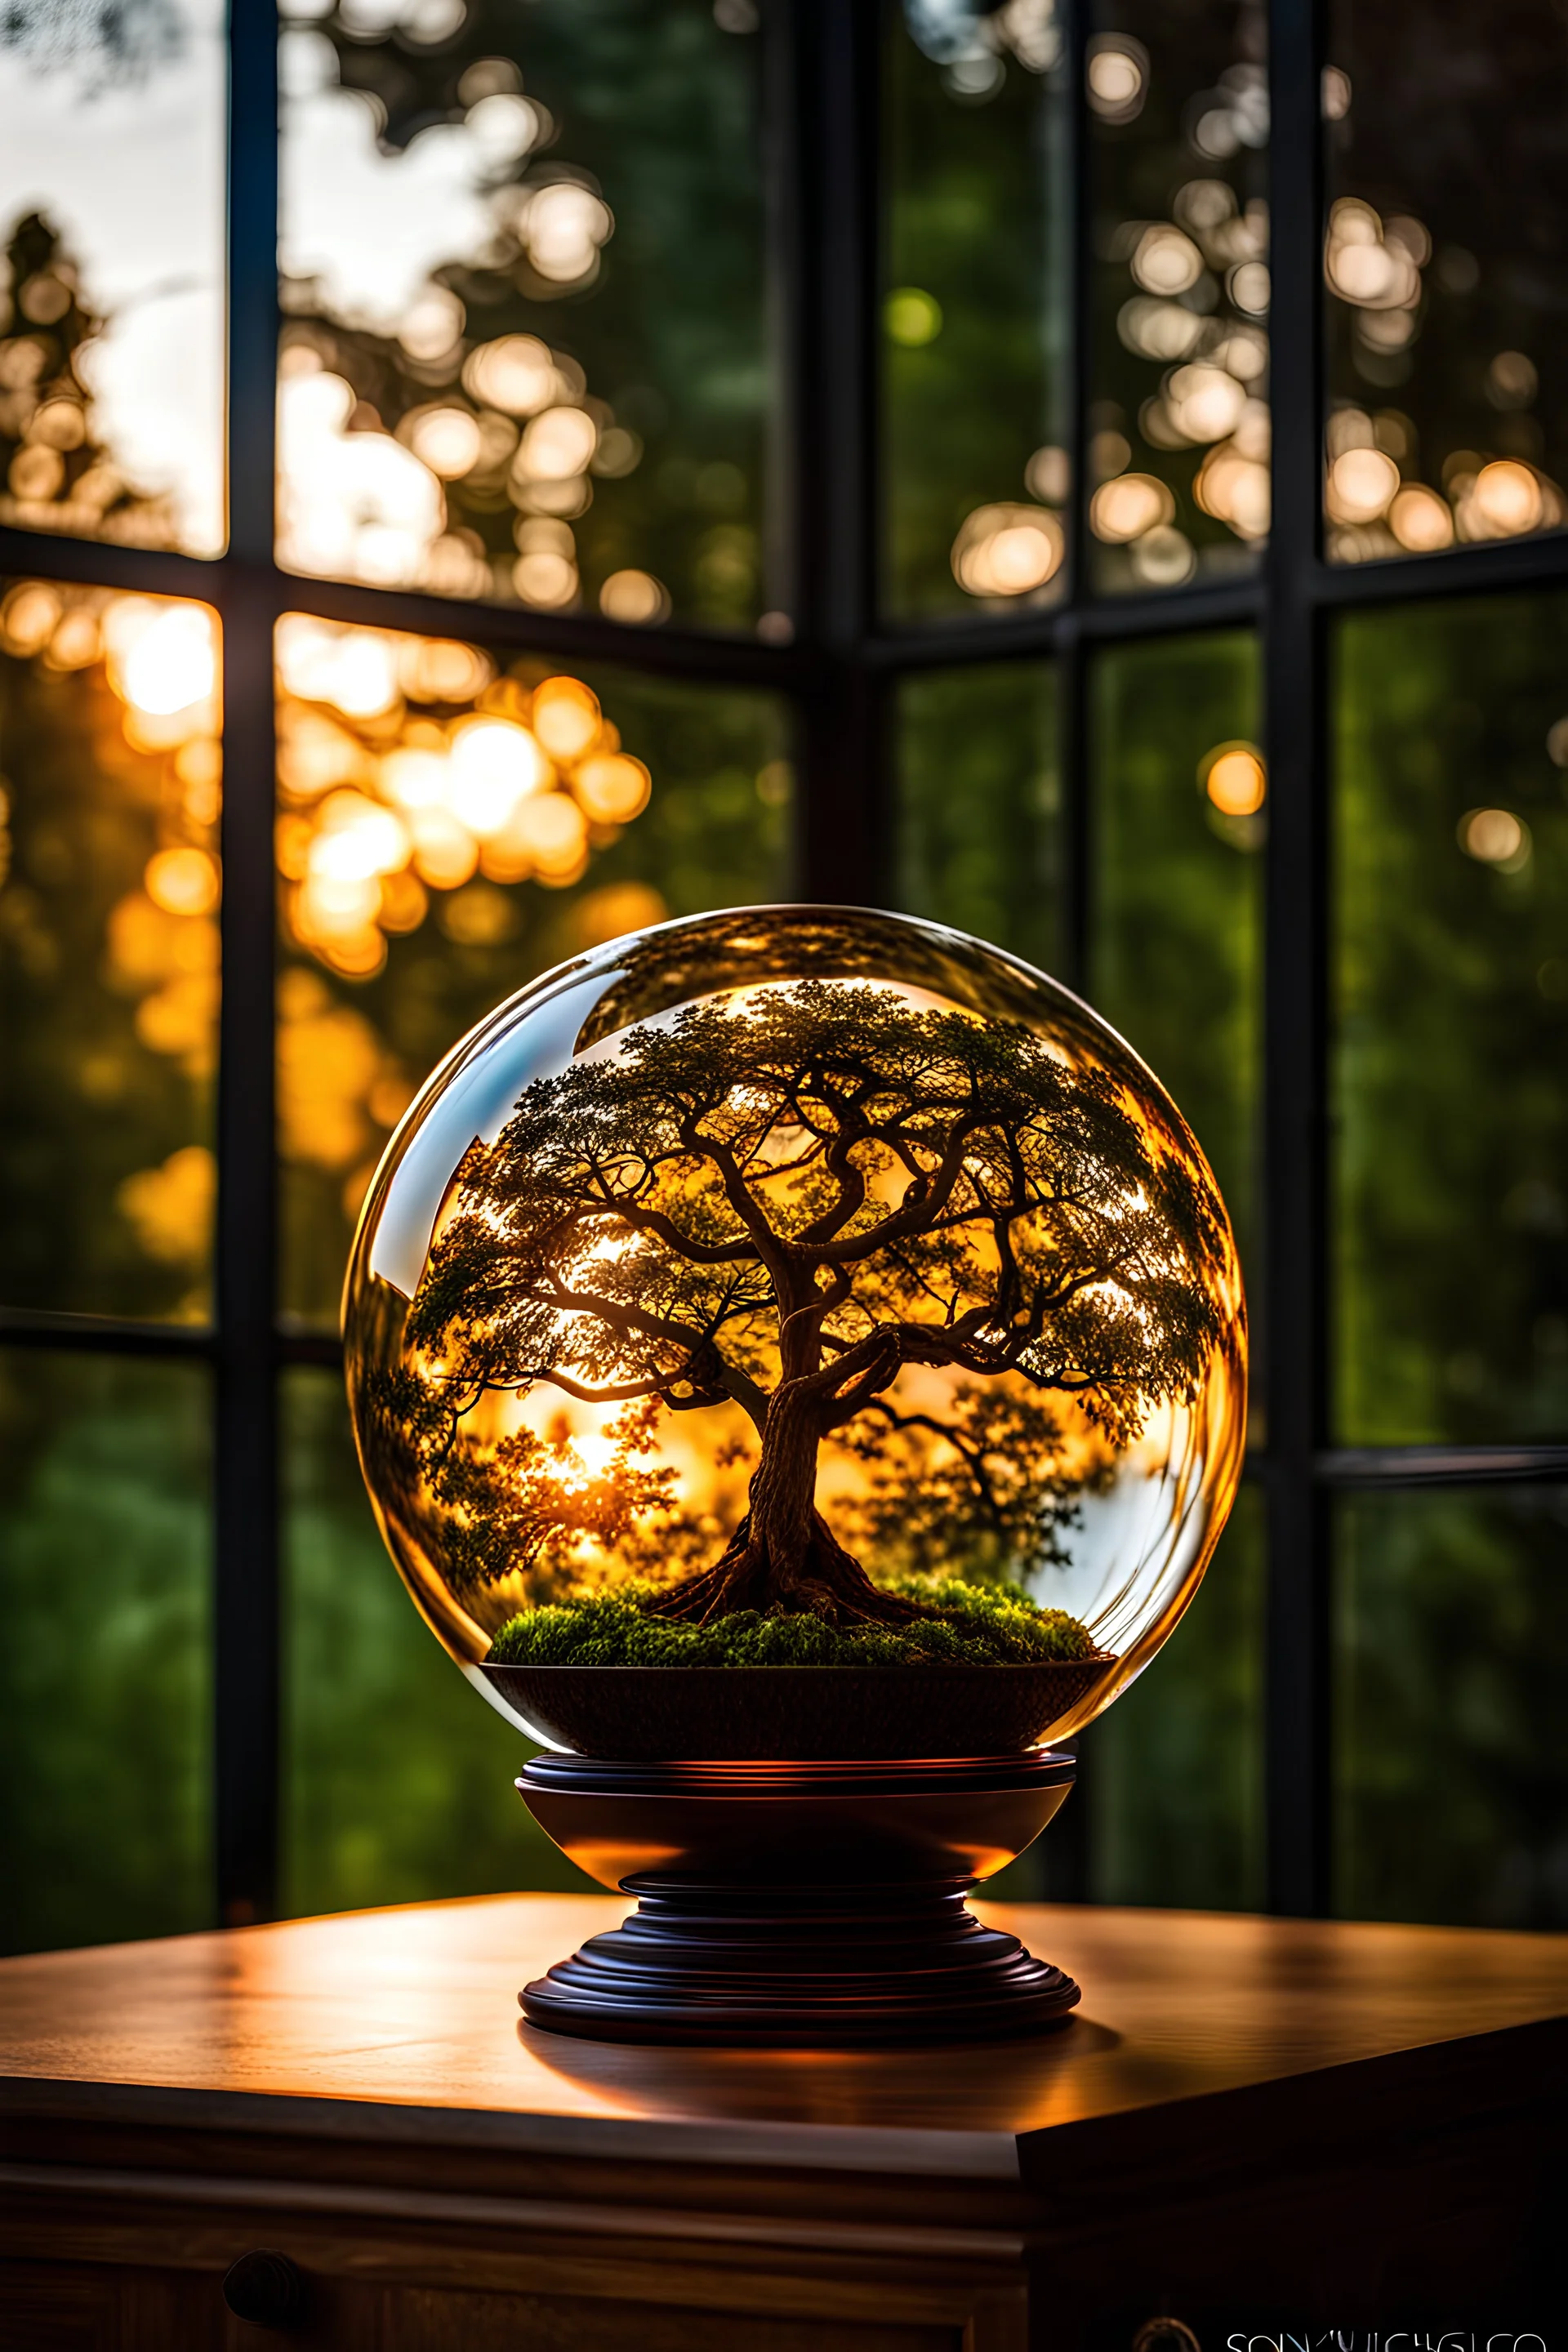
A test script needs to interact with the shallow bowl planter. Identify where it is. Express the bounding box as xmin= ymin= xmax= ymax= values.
xmin=480 ymin=1655 xmax=1117 ymax=1763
